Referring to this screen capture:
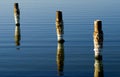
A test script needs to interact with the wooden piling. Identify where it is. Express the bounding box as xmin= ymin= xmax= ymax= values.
xmin=94 ymin=55 xmax=104 ymax=77
xmin=14 ymin=3 xmax=20 ymax=25
xmin=93 ymin=20 xmax=104 ymax=77
xmin=15 ymin=24 xmax=21 ymax=46
xmin=56 ymin=42 xmax=64 ymax=76
xmin=93 ymin=20 xmax=104 ymax=58
xmin=56 ymin=11 xmax=64 ymax=43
